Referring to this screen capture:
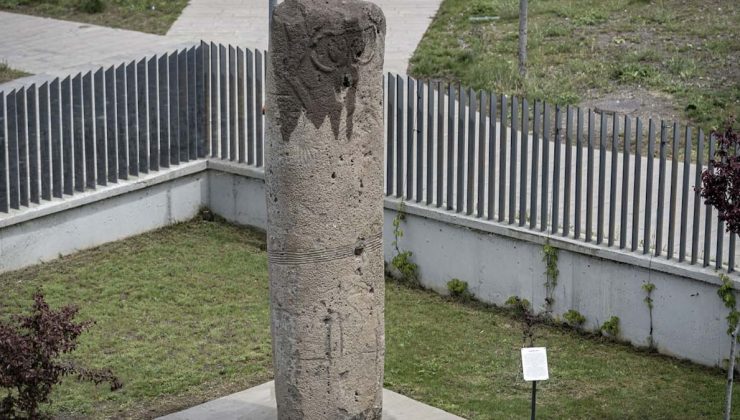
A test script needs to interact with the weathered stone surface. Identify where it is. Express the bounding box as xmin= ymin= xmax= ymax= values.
xmin=265 ymin=0 xmax=386 ymax=419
